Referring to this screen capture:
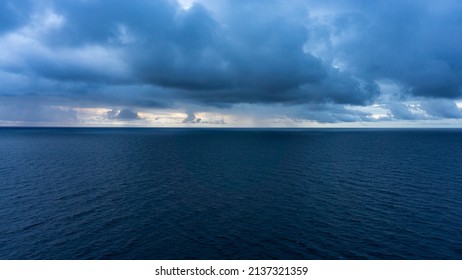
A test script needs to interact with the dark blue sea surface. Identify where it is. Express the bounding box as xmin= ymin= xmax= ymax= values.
xmin=0 ymin=128 xmax=462 ymax=259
